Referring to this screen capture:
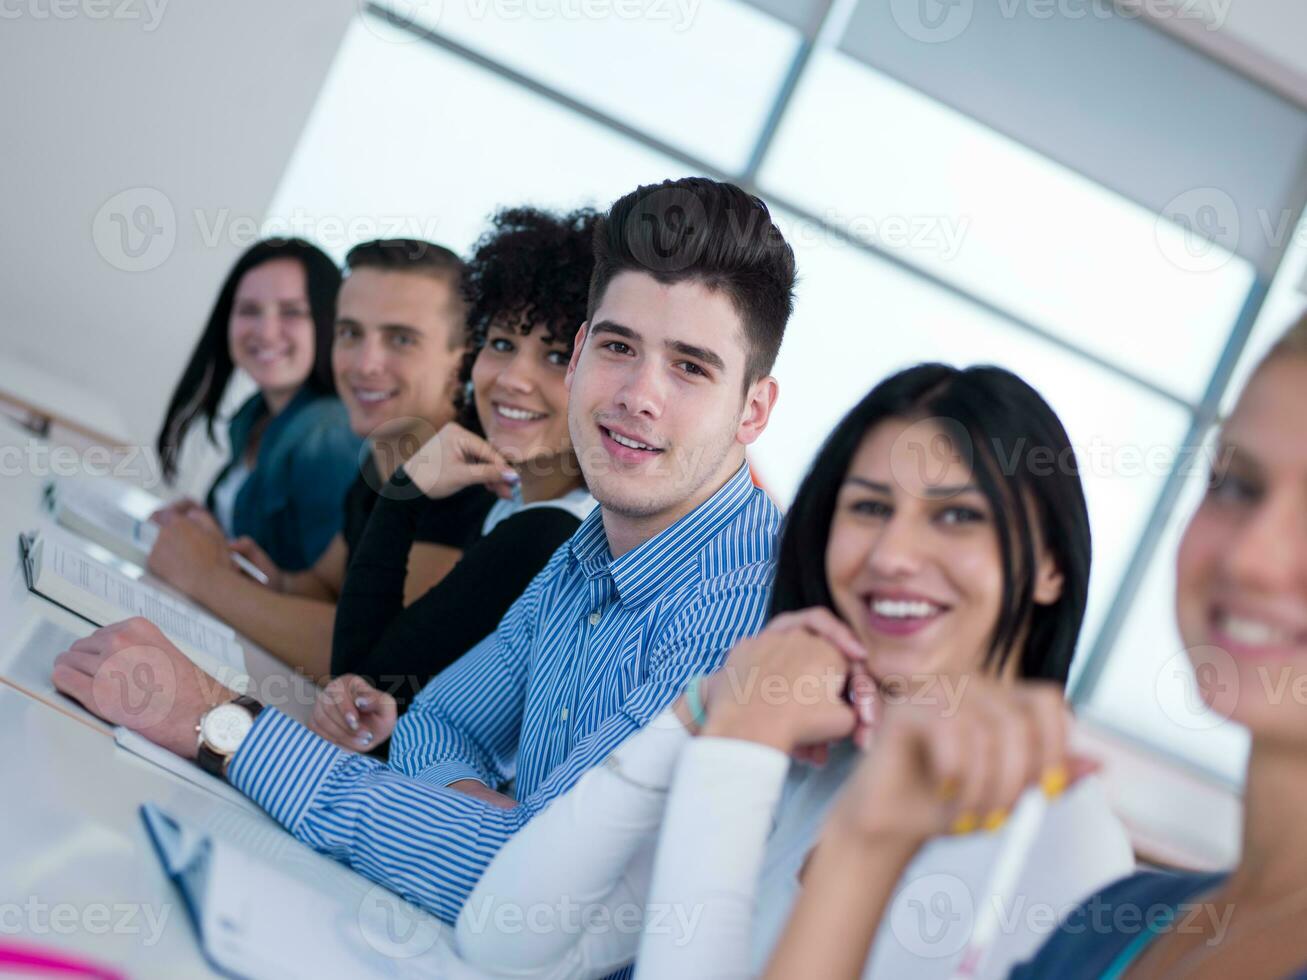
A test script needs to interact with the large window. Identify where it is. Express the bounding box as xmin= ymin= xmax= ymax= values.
xmin=267 ymin=0 xmax=1307 ymax=787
